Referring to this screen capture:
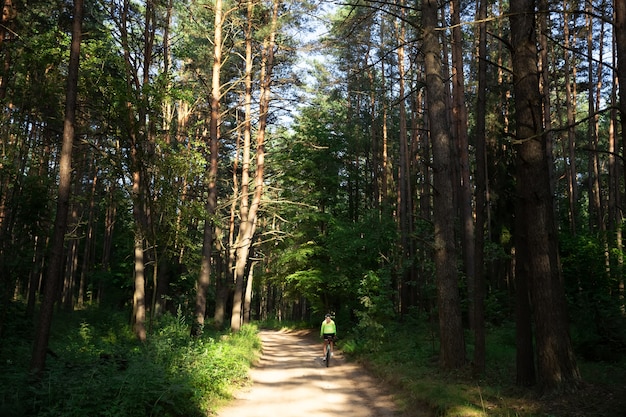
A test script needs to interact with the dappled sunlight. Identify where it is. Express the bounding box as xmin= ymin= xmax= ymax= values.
xmin=217 ymin=330 xmax=407 ymax=417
